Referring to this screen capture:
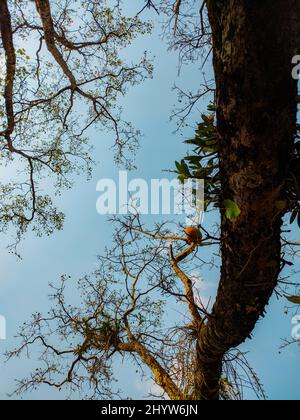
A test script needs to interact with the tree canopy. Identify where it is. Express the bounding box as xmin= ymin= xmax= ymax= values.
xmin=0 ymin=0 xmax=152 ymax=251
